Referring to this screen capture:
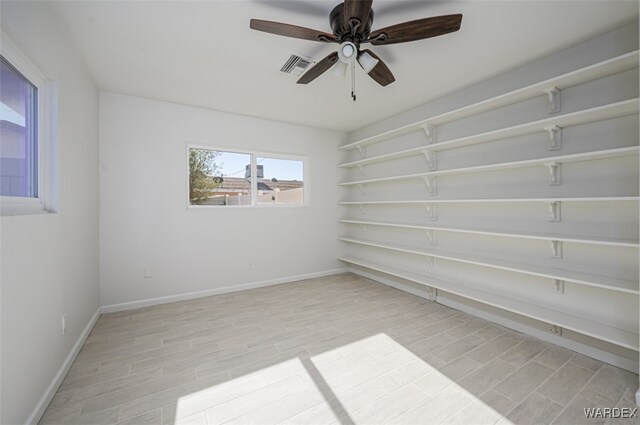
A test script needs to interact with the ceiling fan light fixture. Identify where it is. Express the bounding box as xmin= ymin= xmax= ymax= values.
xmin=337 ymin=41 xmax=357 ymax=63
xmin=251 ymin=1 xmax=463 ymax=89
xmin=357 ymin=51 xmax=379 ymax=73
xmin=331 ymin=61 xmax=349 ymax=77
